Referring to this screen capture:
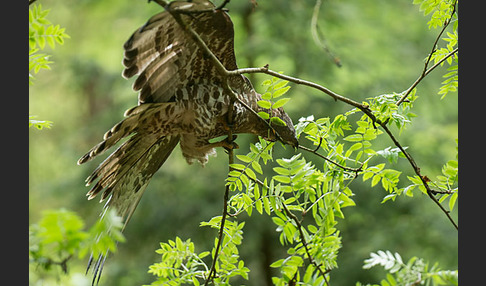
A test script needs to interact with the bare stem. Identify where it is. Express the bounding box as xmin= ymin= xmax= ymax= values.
xmin=310 ymin=0 xmax=341 ymax=67
xmin=204 ymin=185 xmax=230 ymax=285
